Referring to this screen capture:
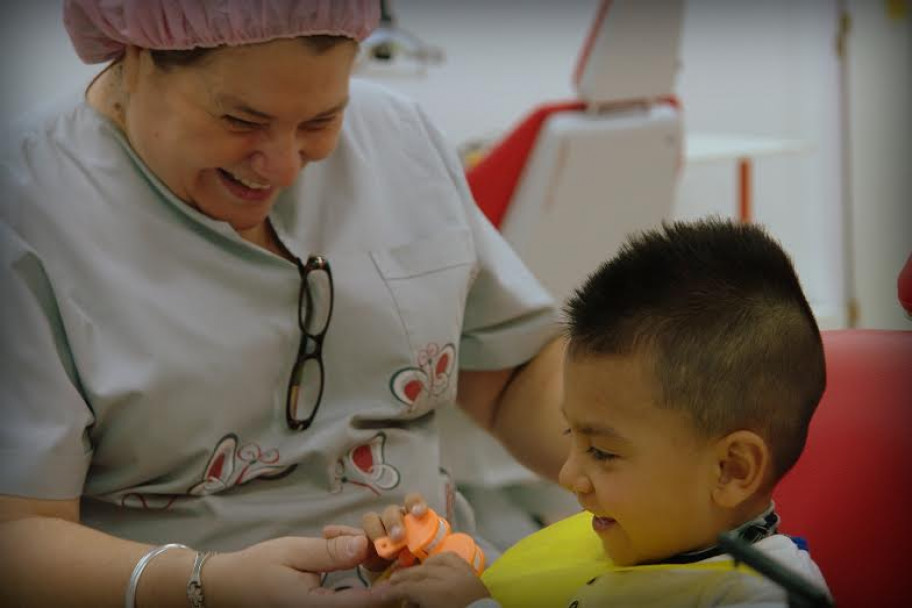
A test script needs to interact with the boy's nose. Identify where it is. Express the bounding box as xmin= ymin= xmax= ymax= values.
xmin=558 ymin=459 xmax=573 ymax=490
xmin=559 ymin=456 xmax=592 ymax=495
xmin=571 ymin=476 xmax=593 ymax=495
